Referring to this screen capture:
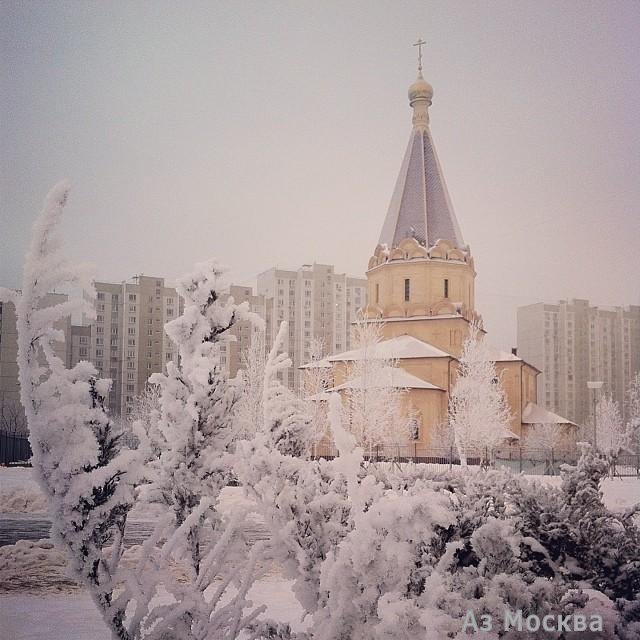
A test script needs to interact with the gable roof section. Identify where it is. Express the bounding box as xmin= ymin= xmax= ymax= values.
xmin=522 ymin=402 xmax=577 ymax=426
xmin=329 ymin=366 xmax=444 ymax=391
xmin=327 ymin=334 xmax=453 ymax=363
